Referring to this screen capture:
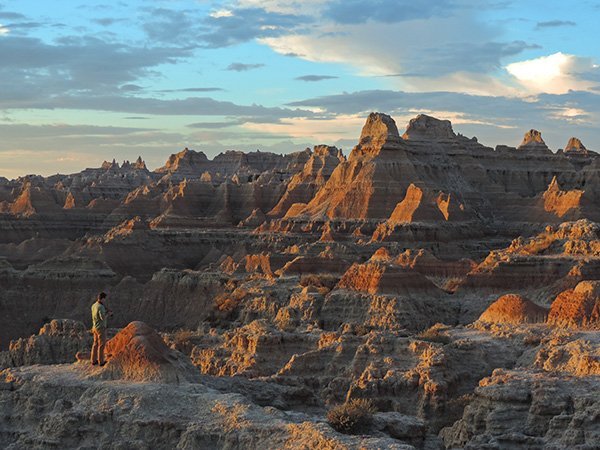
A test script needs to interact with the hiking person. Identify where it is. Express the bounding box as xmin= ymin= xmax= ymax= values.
xmin=90 ymin=292 xmax=112 ymax=366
